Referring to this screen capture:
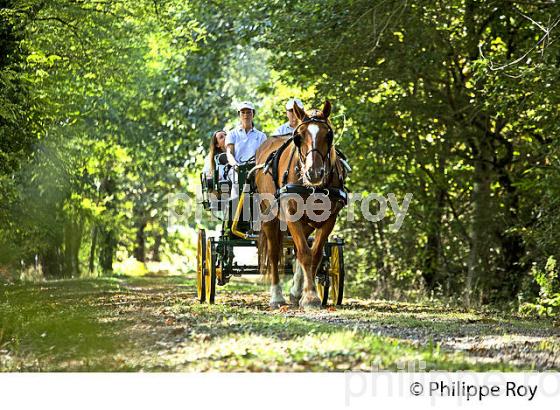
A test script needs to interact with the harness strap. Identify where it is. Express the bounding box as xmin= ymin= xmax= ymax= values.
xmin=263 ymin=137 xmax=294 ymax=191
xmin=335 ymin=148 xmax=347 ymax=161
xmin=282 ymin=145 xmax=297 ymax=186
xmin=276 ymin=184 xmax=348 ymax=205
